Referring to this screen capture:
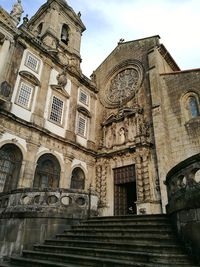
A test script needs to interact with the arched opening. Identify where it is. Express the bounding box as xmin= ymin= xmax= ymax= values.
xmin=61 ymin=24 xmax=69 ymax=45
xmin=188 ymin=96 xmax=199 ymax=118
xmin=0 ymin=144 xmax=23 ymax=192
xmin=37 ymin=23 xmax=43 ymax=35
xmin=70 ymin=167 xmax=85 ymax=190
xmin=33 ymin=154 xmax=61 ymax=190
